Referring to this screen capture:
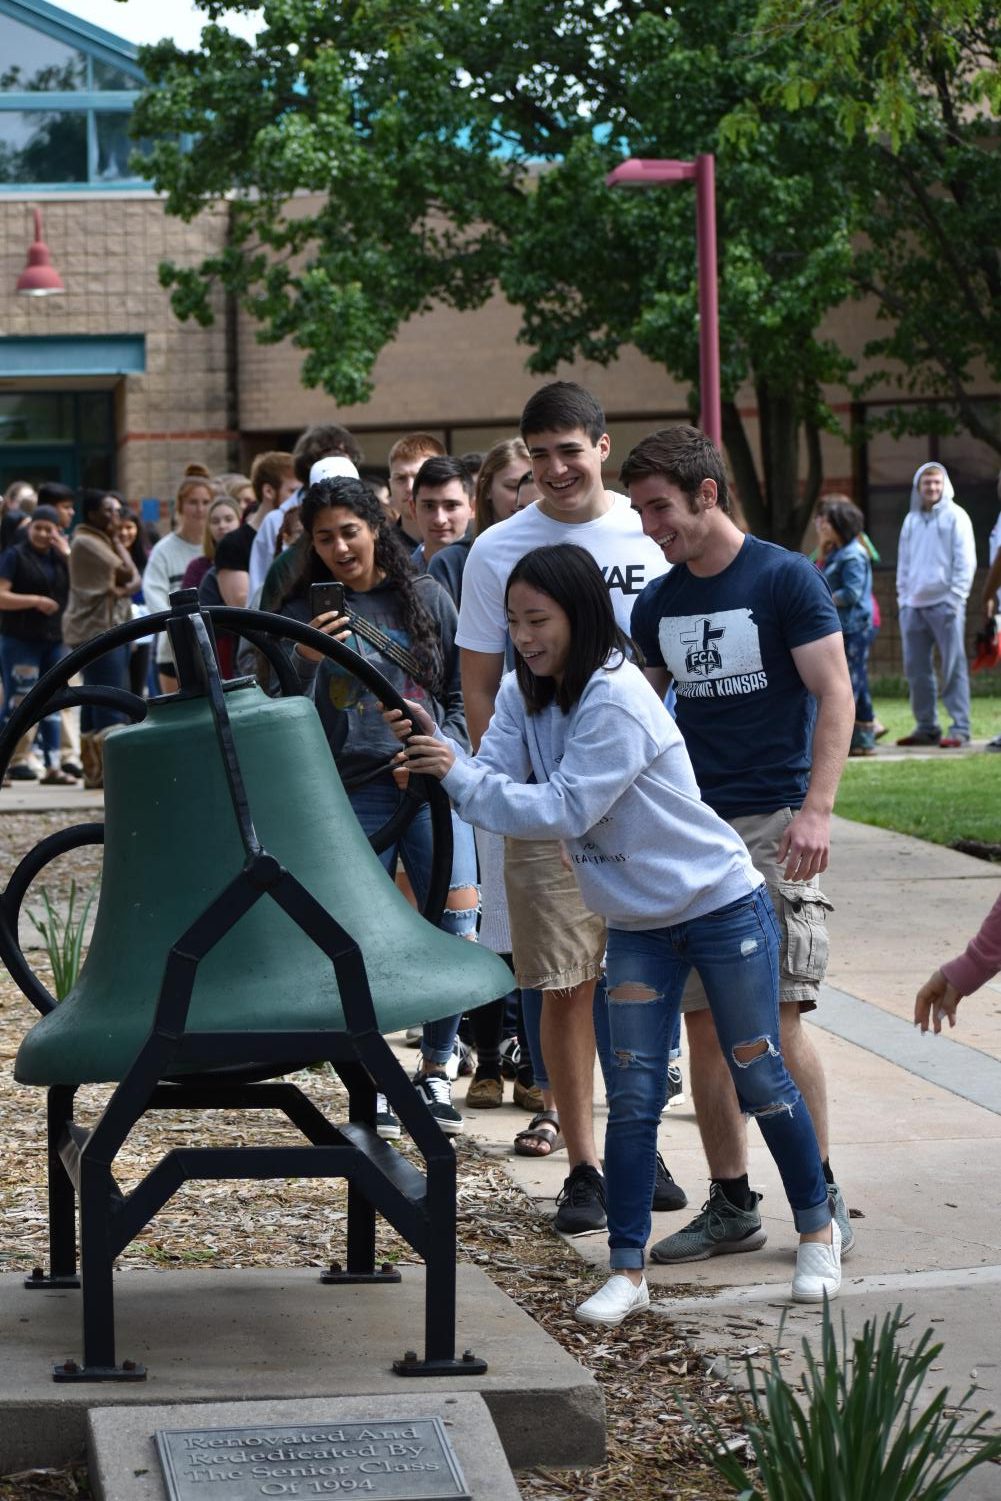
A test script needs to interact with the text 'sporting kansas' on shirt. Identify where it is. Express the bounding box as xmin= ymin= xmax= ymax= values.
xmin=659 ymin=608 xmax=769 ymax=698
